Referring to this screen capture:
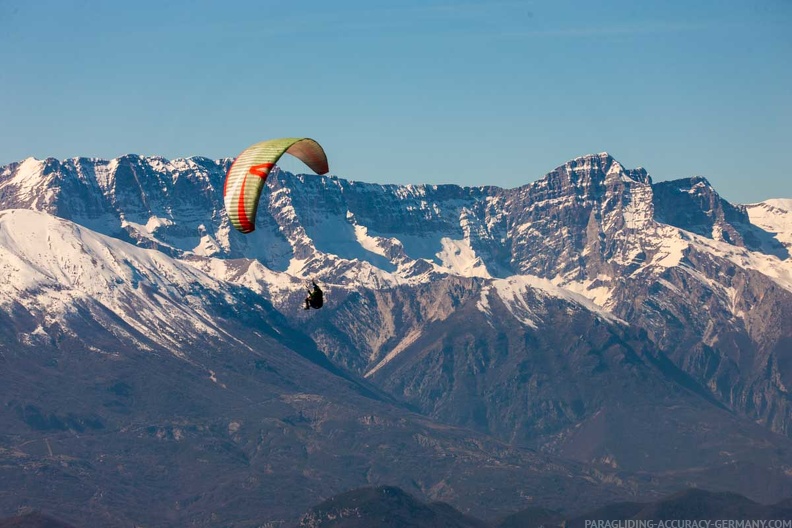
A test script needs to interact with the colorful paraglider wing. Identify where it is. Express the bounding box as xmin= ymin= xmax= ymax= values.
xmin=223 ymin=137 xmax=329 ymax=233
